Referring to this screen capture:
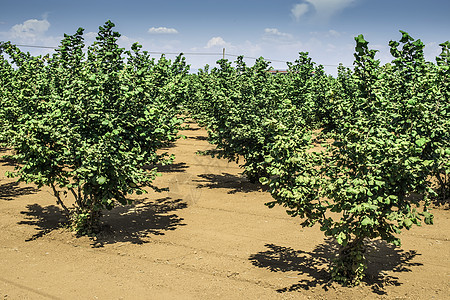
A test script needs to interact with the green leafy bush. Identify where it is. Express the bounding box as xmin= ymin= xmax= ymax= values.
xmin=0 ymin=21 xmax=187 ymax=234
xmin=262 ymin=32 xmax=447 ymax=286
